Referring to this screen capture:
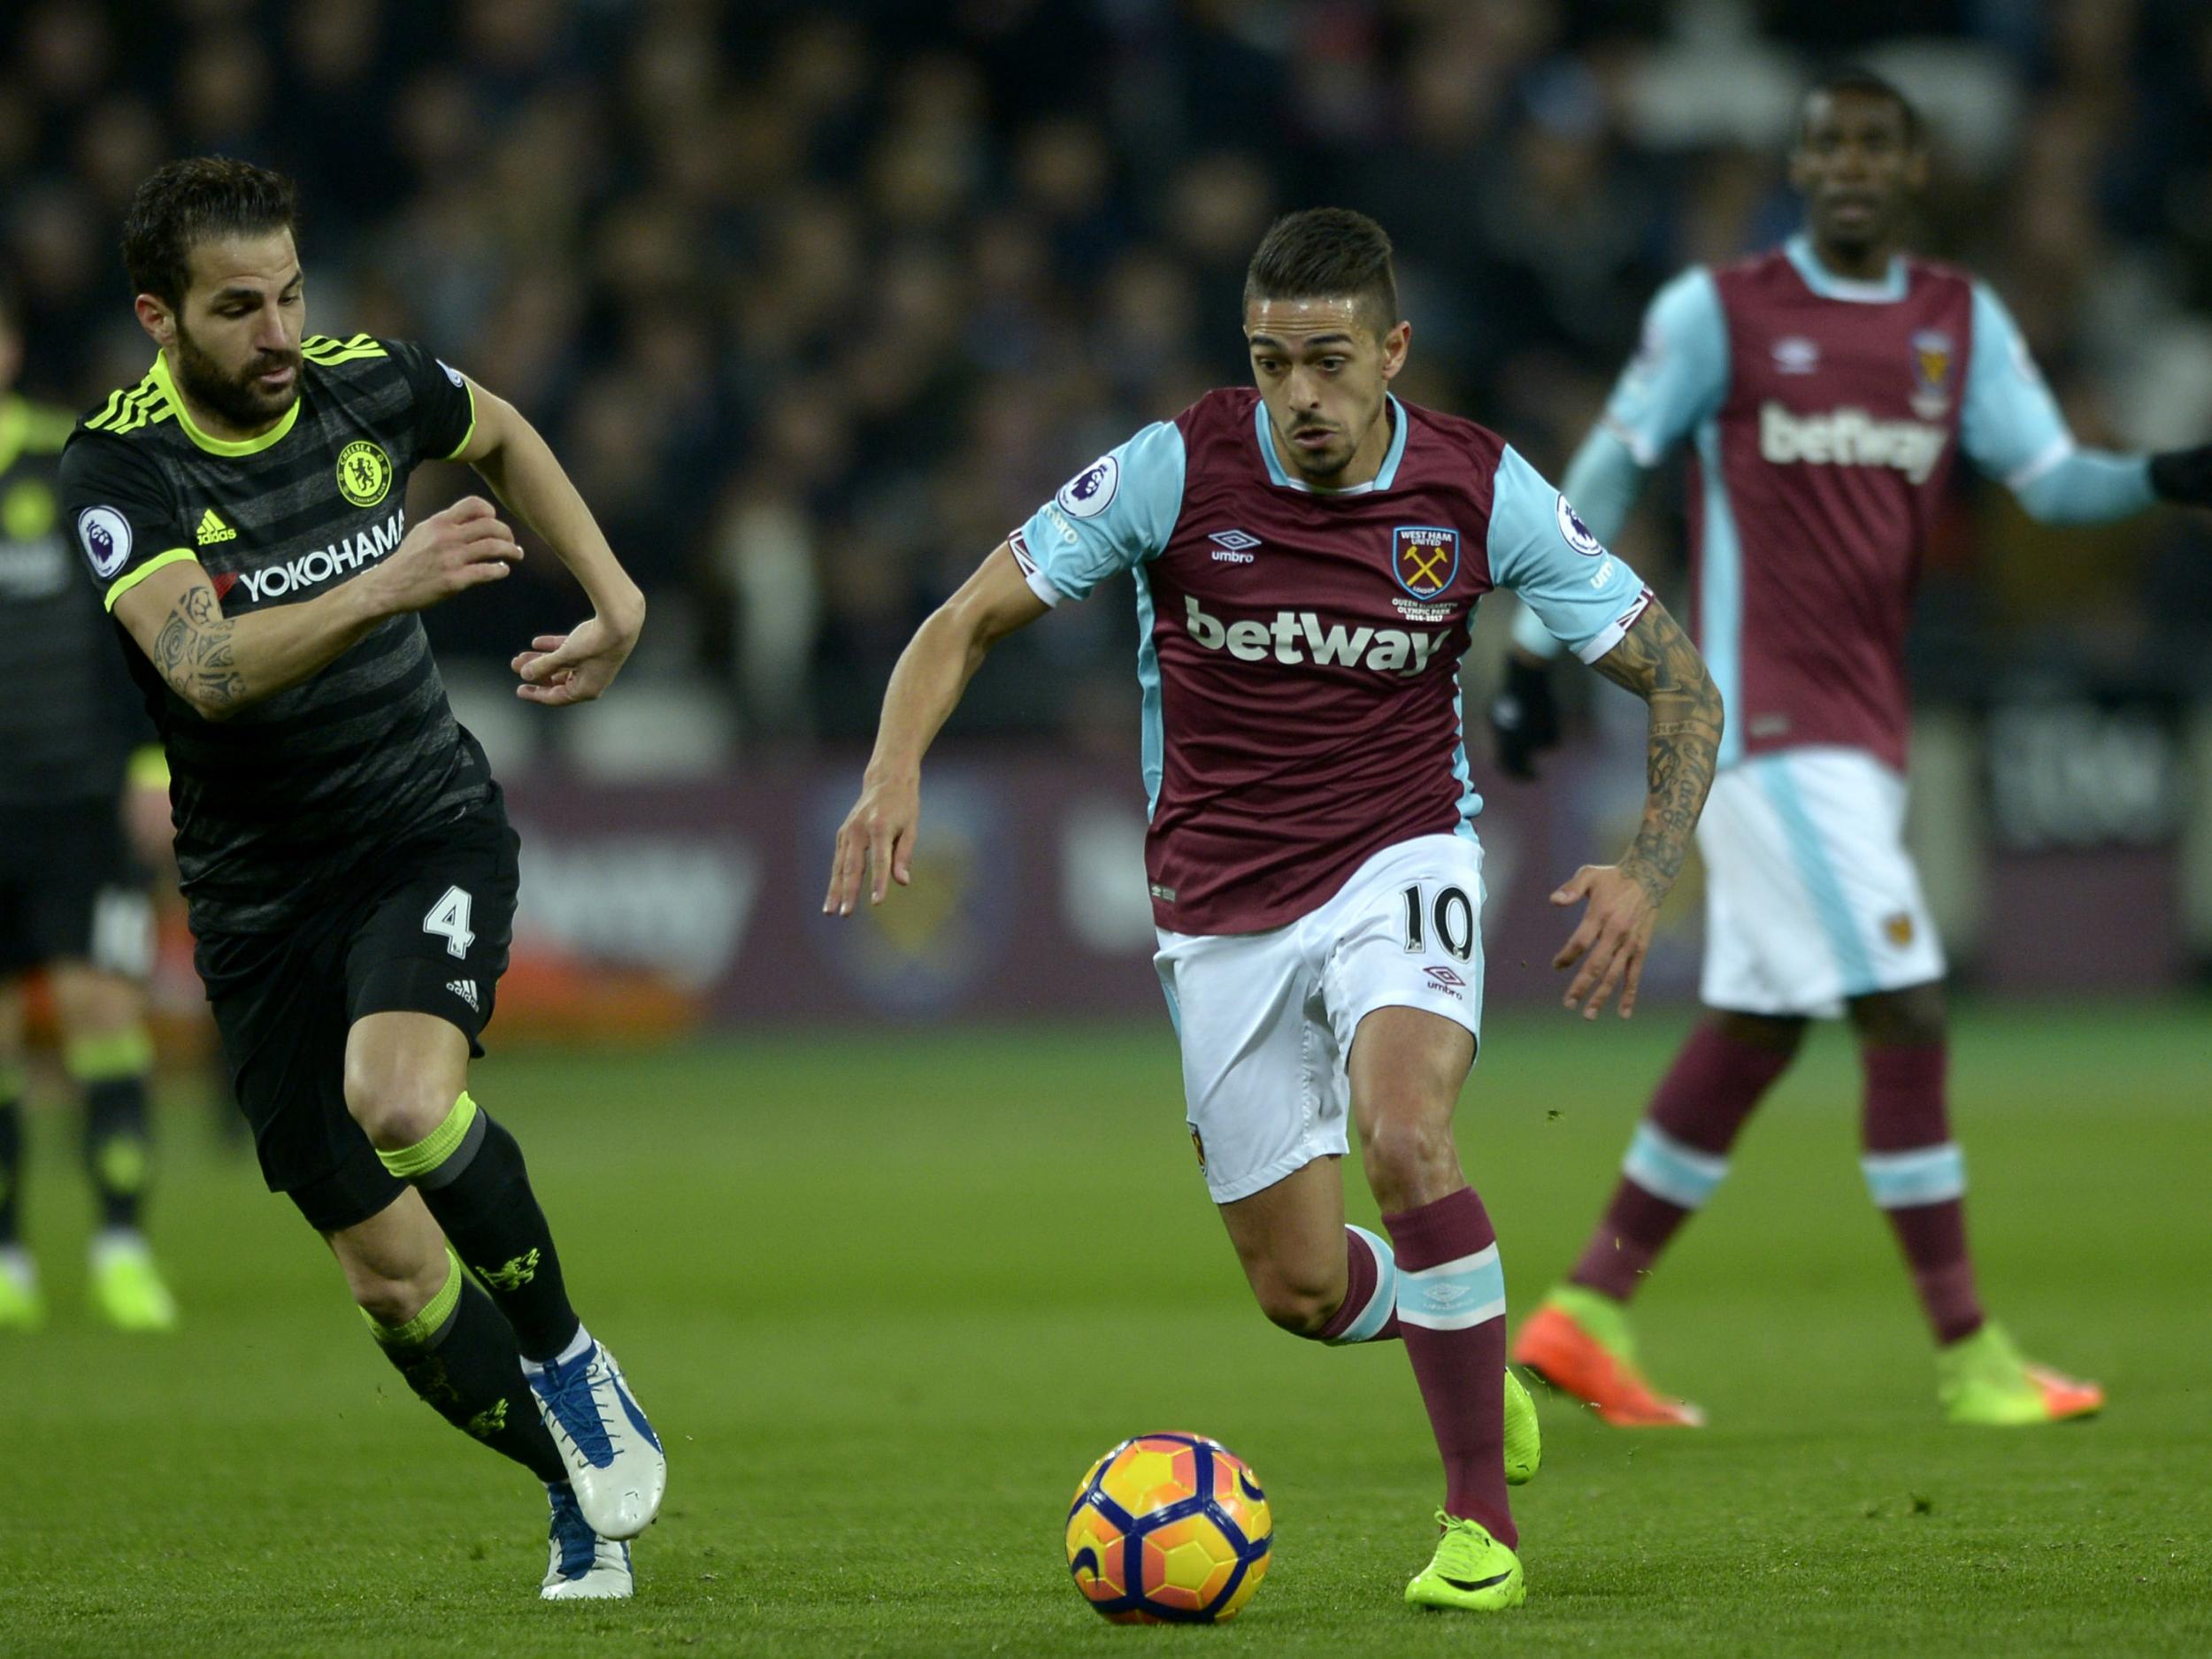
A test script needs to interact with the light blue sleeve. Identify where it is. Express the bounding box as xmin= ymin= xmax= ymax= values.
xmin=1010 ymin=422 xmax=1186 ymax=604
xmin=1487 ymin=445 xmax=1655 ymax=664
xmin=1503 ymin=421 xmax=1652 ymax=661
xmin=1598 ymin=267 xmax=1729 ymax=466
xmin=1961 ymin=283 xmax=2154 ymax=522
xmin=1558 ymin=425 xmax=1647 ymax=549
